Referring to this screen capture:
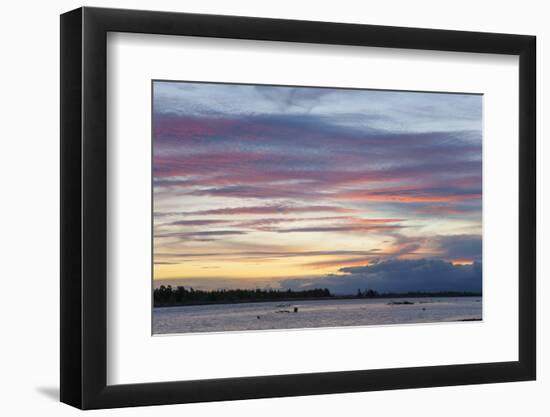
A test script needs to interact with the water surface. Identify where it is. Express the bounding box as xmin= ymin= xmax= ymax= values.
xmin=153 ymin=297 xmax=482 ymax=335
